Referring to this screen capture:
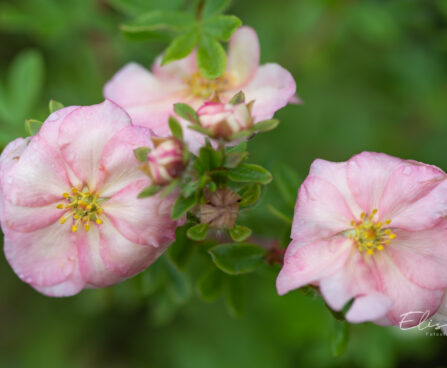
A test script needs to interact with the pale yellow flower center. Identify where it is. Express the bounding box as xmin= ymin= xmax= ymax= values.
xmin=185 ymin=72 xmax=233 ymax=99
xmin=348 ymin=209 xmax=396 ymax=255
xmin=56 ymin=187 xmax=104 ymax=232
